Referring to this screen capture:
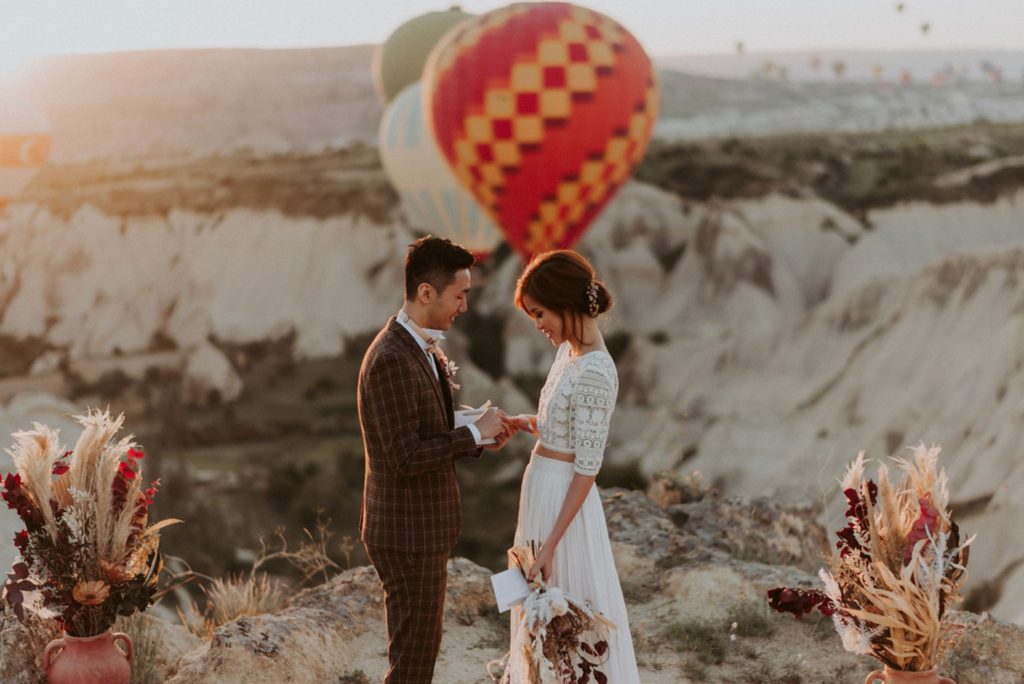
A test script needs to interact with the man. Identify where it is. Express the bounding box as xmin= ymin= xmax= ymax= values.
xmin=358 ymin=236 xmax=511 ymax=683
